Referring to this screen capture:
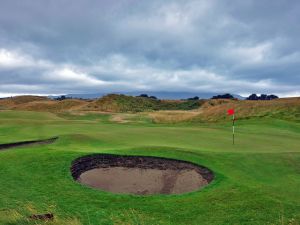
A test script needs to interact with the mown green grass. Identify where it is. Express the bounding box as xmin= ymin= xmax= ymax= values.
xmin=0 ymin=110 xmax=299 ymax=224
